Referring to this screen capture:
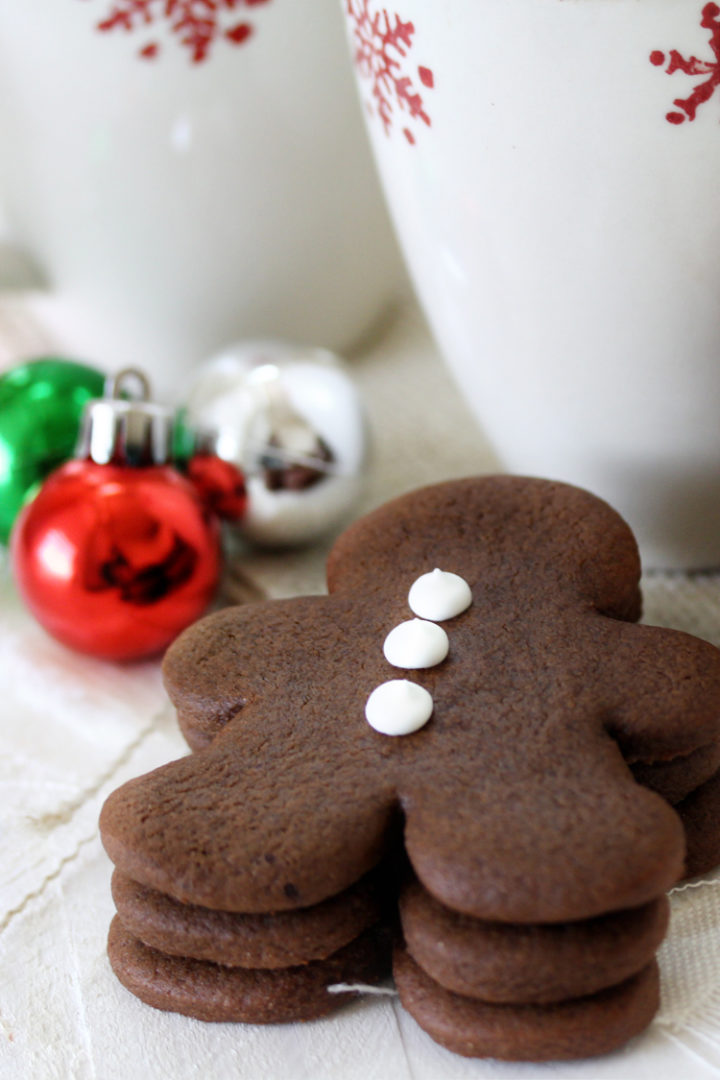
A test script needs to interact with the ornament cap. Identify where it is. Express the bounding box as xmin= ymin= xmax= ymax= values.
xmin=76 ymin=368 xmax=173 ymax=467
